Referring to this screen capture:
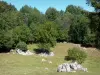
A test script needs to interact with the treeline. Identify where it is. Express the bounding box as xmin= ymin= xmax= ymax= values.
xmin=0 ymin=1 xmax=100 ymax=52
